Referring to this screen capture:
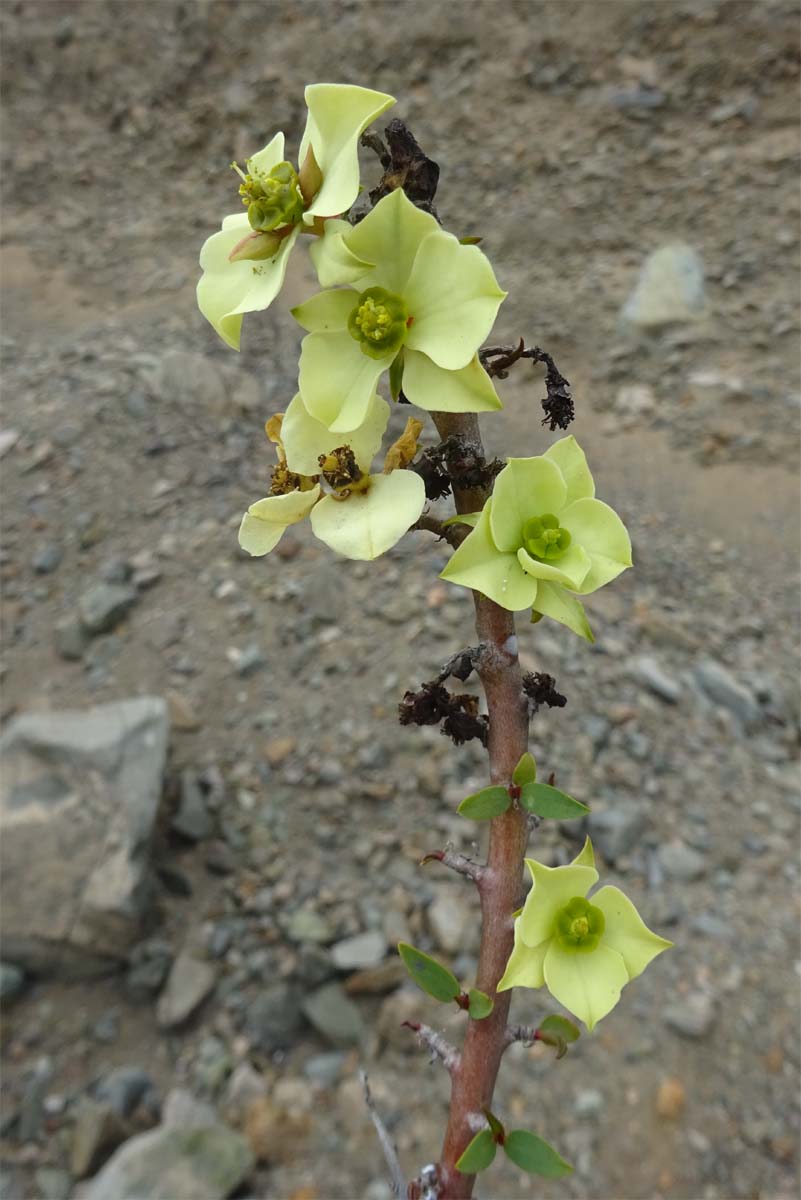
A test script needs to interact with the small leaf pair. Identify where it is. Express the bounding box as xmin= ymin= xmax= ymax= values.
xmin=398 ymin=943 xmax=493 ymax=1020
xmin=456 ymin=751 xmax=589 ymax=821
xmin=457 ymin=1111 xmax=572 ymax=1178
